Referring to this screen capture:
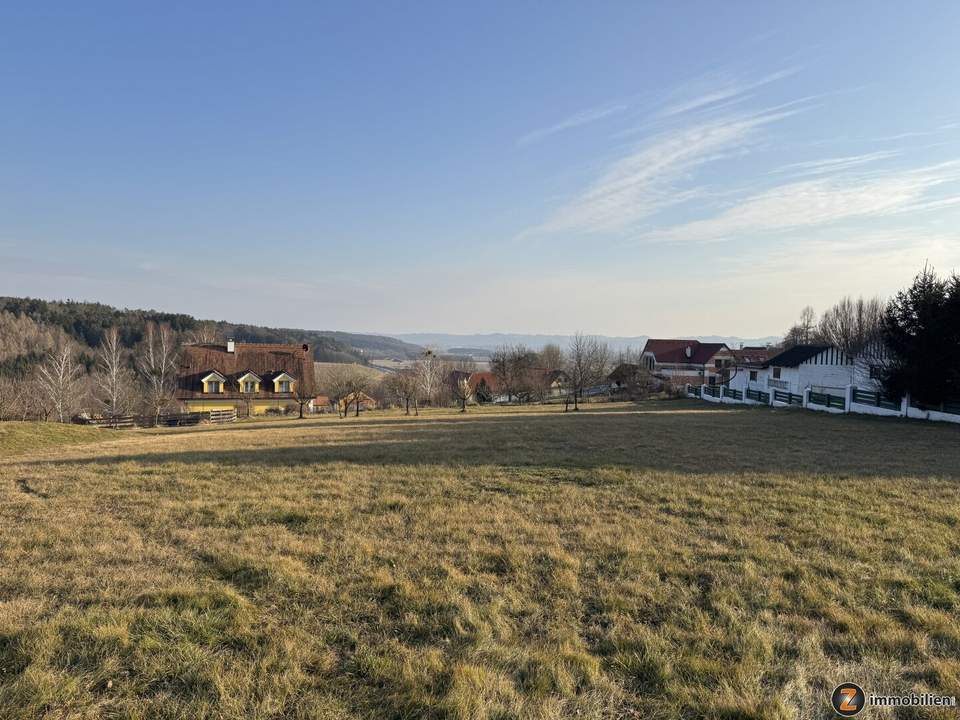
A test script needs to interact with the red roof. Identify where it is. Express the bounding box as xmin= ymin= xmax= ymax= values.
xmin=731 ymin=346 xmax=772 ymax=366
xmin=642 ymin=339 xmax=729 ymax=365
xmin=468 ymin=371 xmax=501 ymax=393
